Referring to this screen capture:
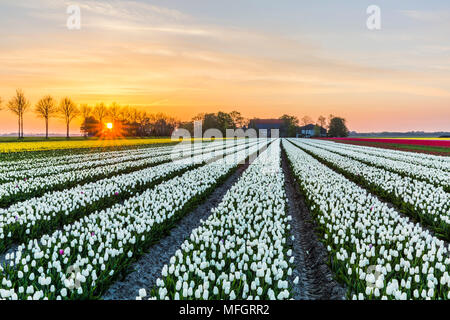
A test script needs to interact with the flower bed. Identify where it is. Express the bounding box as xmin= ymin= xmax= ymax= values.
xmin=0 ymin=140 xmax=248 ymax=208
xmin=289 ymin=139 xmax=450 ymax=240
xmin=0 ymin=141 xmax=257 ymax=253
xmin=325 ymin=138 xmax=450 ymax=148
xmin=0 ymin=141 xmax=268 ymax=300
xmin=283 ymin=139 xmax=450 ymax=300
xmin=138 ymin=140 xmax=294 ymax=300
xmin=300 ymin=139 xmax=449 ymax=190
